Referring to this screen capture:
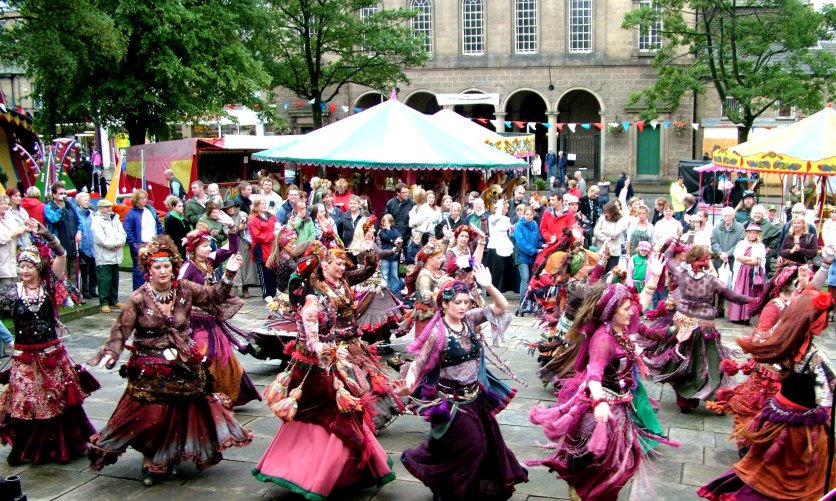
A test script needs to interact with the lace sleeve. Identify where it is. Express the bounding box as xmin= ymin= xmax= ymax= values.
xmin=464 ymin=307 xmax=511 ymax=342
xmin=812 ymin=350 xmax=836 ymax=408
xmin=185 ymin=278 xmax=232 ymax=308
xmin=94 ymin=292 xmax=141 ymax=363
xmin=406 ymin=330 xmax=439 ymax=390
